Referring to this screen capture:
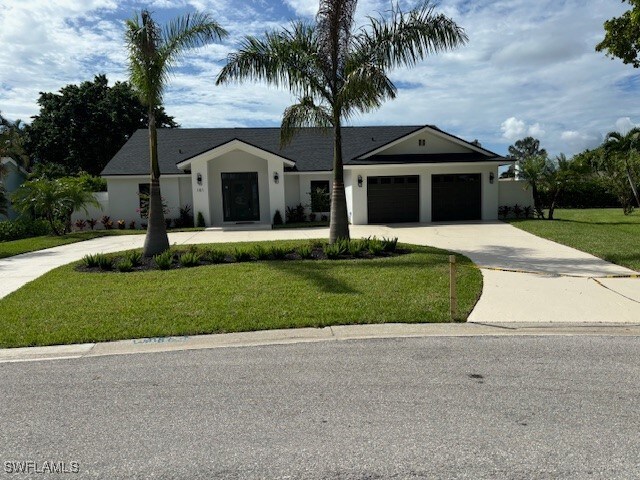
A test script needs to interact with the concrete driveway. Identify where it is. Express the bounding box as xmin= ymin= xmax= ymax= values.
xmin=1 ymin=223 xmax=638 ymax=323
